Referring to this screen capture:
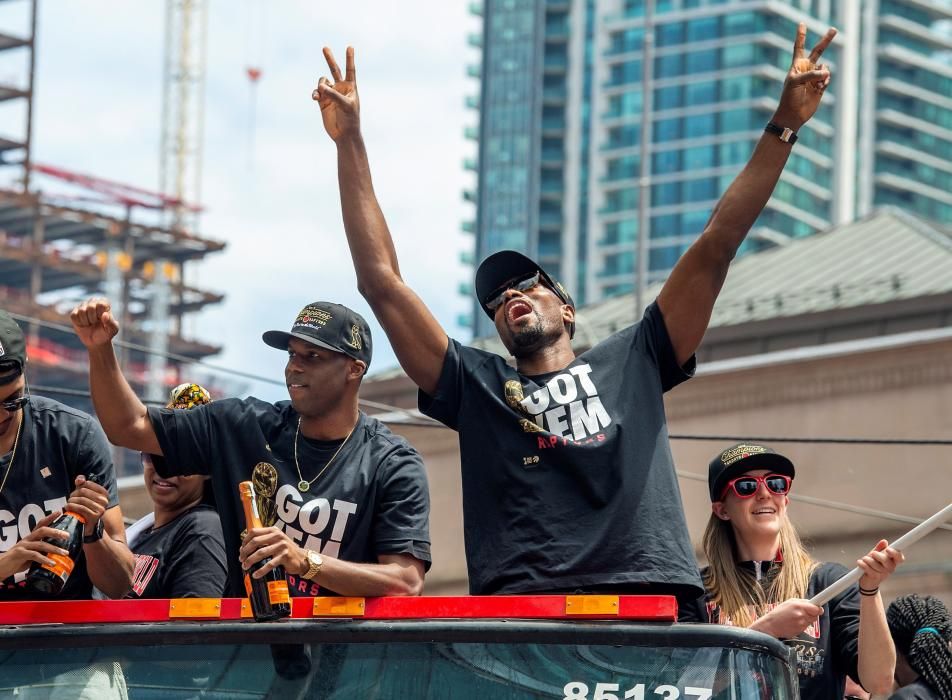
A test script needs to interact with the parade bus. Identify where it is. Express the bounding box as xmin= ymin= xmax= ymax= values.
xmin=0 ymin=594 xmax=799 ymax=699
